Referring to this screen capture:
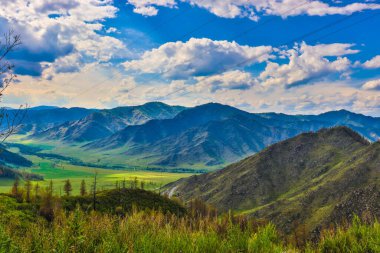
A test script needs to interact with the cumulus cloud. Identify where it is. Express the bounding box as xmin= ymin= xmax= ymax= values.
xmin=195 ymin=70 xmax=256 ymax=92
xmin=127 ymin=0 xmax=380 ymax=20
xmin=362 ymin=79 xmax=380 ymax=90
xmin=363 ymin=55 xmax=380 ymax=69
xmin=0 ymin=0 xmax=129 ymax=76
xmin=123 ymin=38 xmax=272 ymax=79
xmin=127 ymin=0 xmax=176 ymax=16
xmin=258 ymin=42 xmax=359 ymax=88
